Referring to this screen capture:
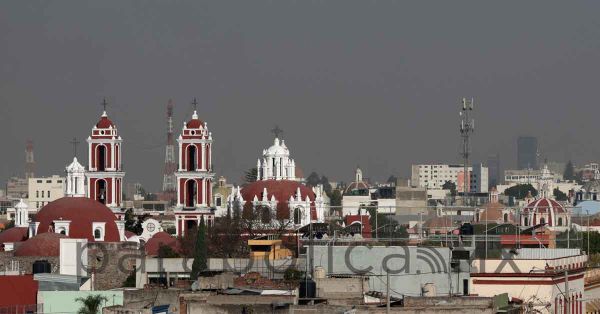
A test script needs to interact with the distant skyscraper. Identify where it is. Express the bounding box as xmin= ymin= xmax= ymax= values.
xmin=25 ymin=140 xmax=35 ymax=179
xmin=517 ymin=136 xmax=538 ymax=170
xmin=487 ymin=153 xmax=500 ymax=187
